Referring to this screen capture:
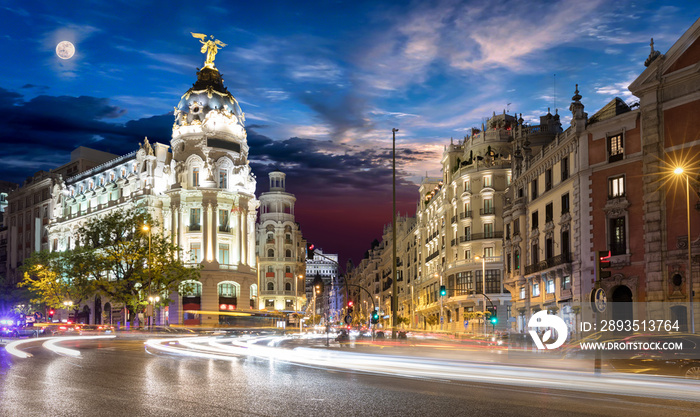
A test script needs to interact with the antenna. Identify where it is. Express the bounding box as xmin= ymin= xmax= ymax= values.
xmin=553 ymin=73 xmax=557 ymax=112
